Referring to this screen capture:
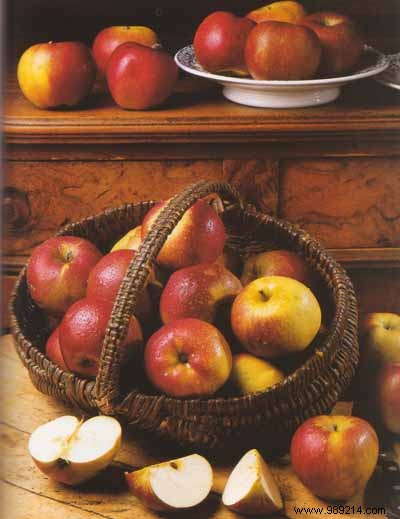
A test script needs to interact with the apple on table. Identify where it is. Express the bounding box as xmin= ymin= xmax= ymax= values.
xmin=18 ymin=42 xmax=96 ymax=109
xmin=377 ymin=363 xmax=400 ymax=434
xmin=290 ymin=415 xmax=379 ymax=500
xmin=106 ymin=42 xmax=178 ymax=110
